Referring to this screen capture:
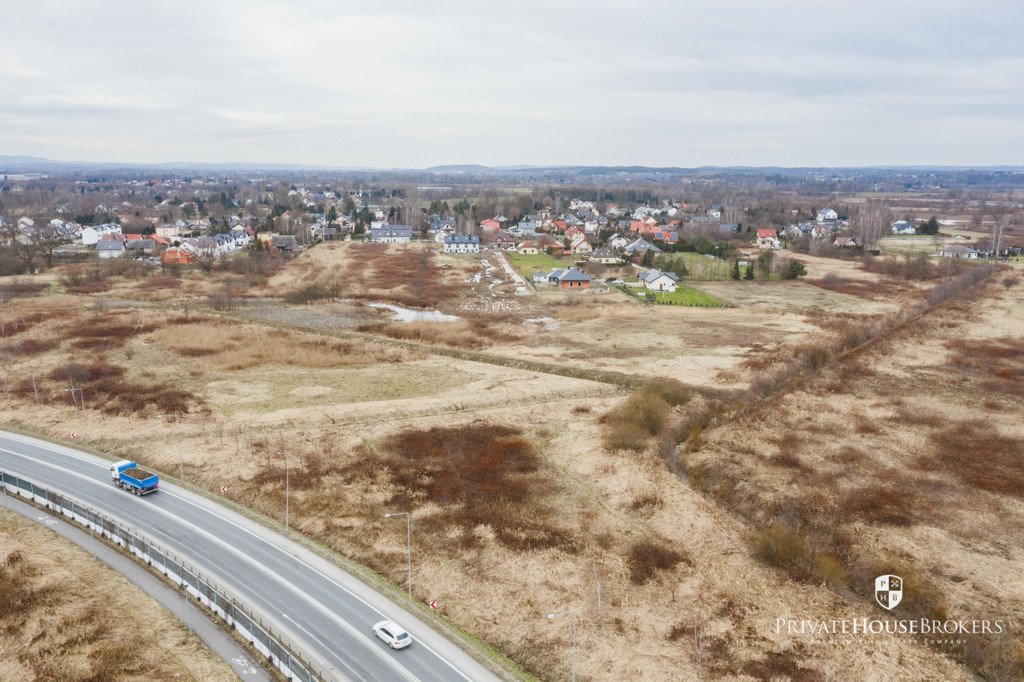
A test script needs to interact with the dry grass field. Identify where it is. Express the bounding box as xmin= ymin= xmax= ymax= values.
xmin=0 ymin=508 xmax=235 ymax=682
xmin=1 ymin=244 xmax=1014 ymax=680
xmin=682 ymin=276 xmax=1024 ymax=679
